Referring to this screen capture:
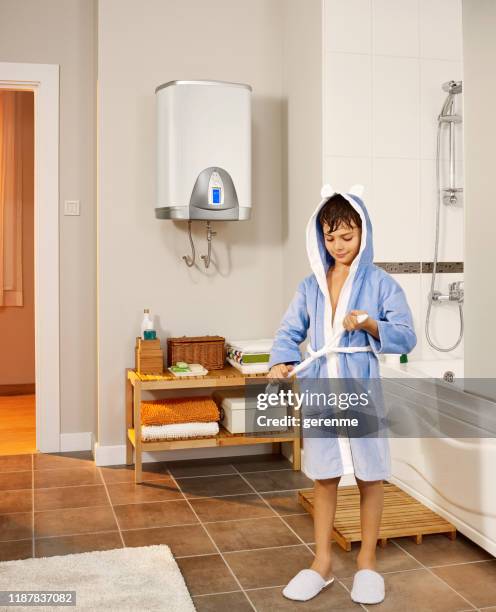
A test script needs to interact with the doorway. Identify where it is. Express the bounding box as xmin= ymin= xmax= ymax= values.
xmin=0 ymin=89 xmax=35 ymax=454
xmin=0 ymin=62 xmax=60 ymax=454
